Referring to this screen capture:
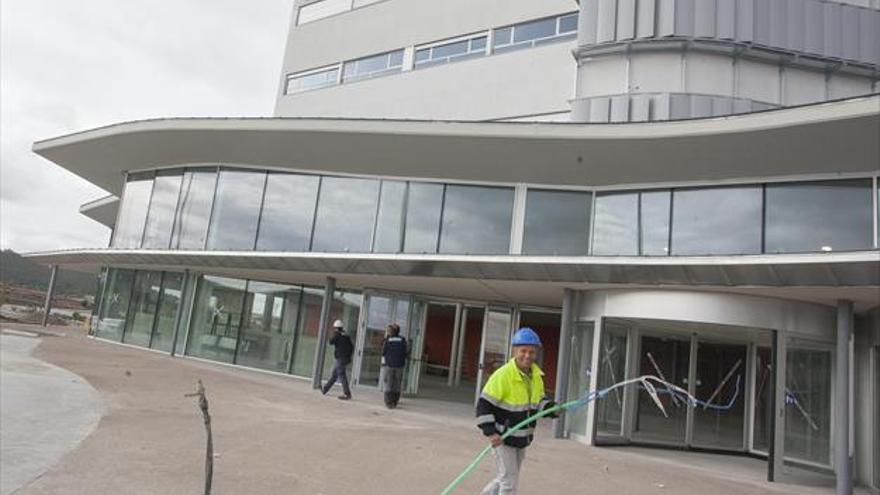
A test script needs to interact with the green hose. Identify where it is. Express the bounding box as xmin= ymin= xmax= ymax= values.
xmin=440 ymin=398 xmax=583 ymax=495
